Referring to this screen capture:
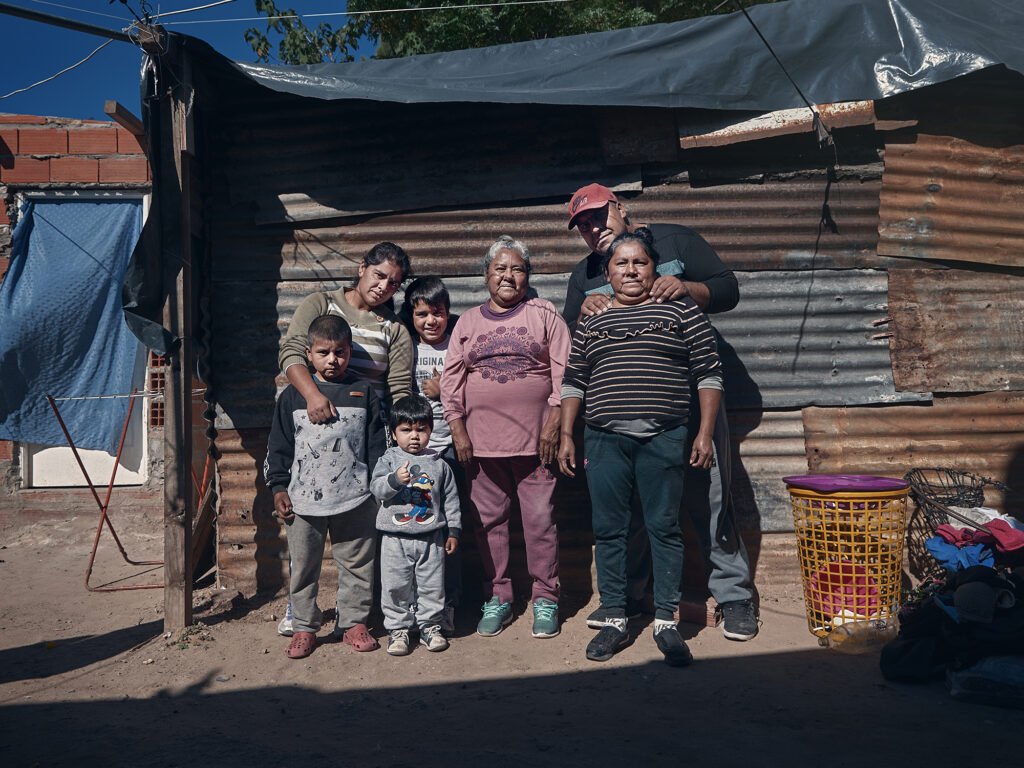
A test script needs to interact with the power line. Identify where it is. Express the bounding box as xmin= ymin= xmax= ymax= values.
xmin=153 ymin=0 xmax=237 ymax=20
xmin=162 ymin=0 xmax=573 ymax=26
xmin=0 ymin=37 xmax=114 ymax=100
xmin=30 ymin=0 xmax=127 ymax=21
